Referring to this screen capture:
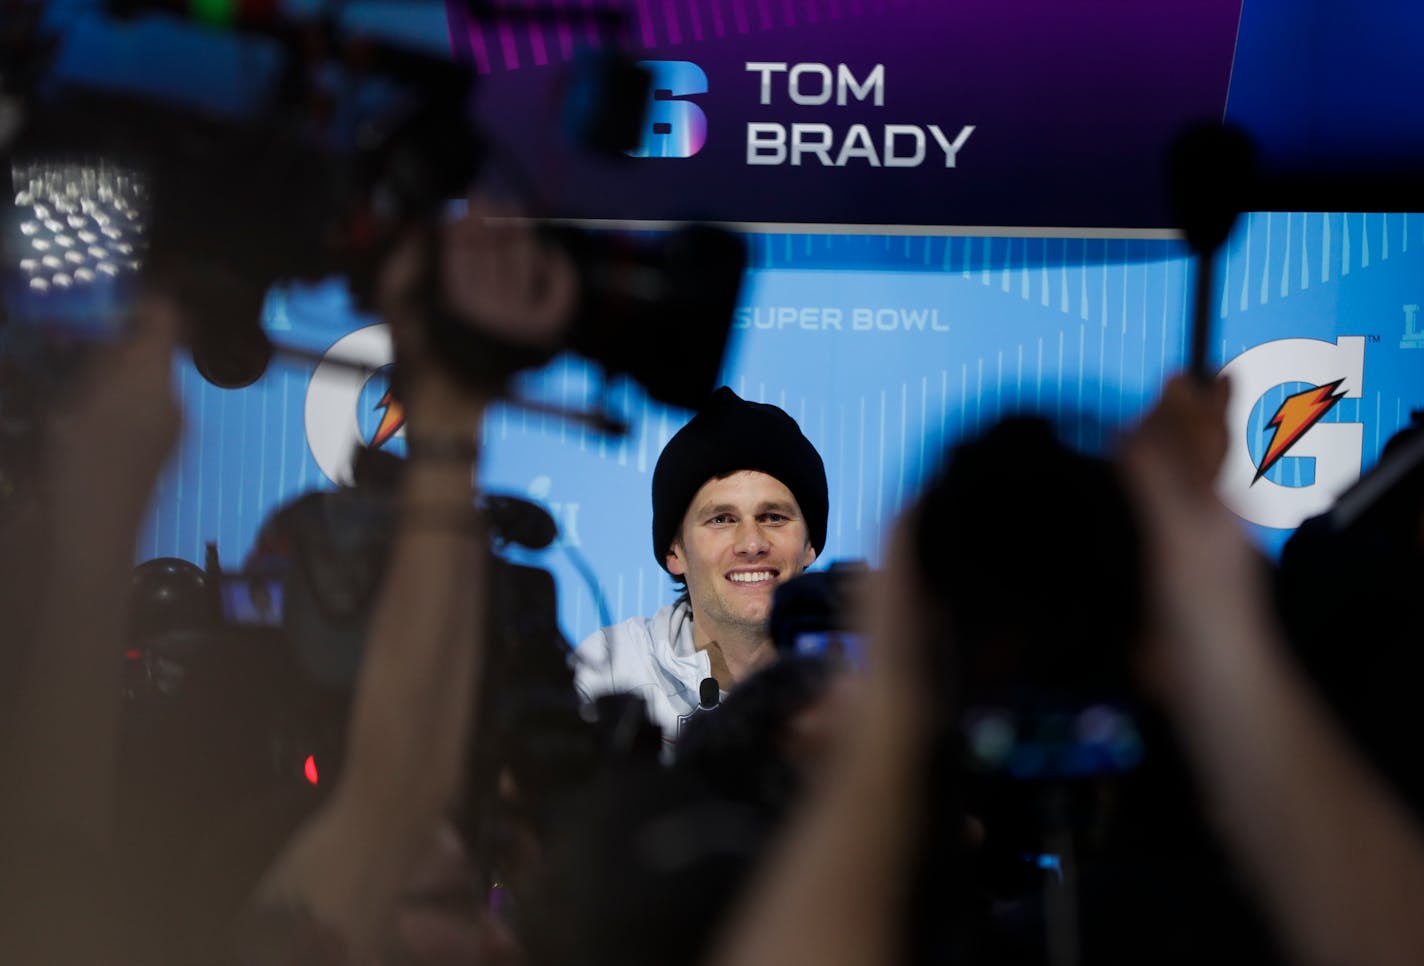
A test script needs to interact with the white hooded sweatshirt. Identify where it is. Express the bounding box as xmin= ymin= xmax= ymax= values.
xmin=573 ymin=599 xmax=719 ymax=744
